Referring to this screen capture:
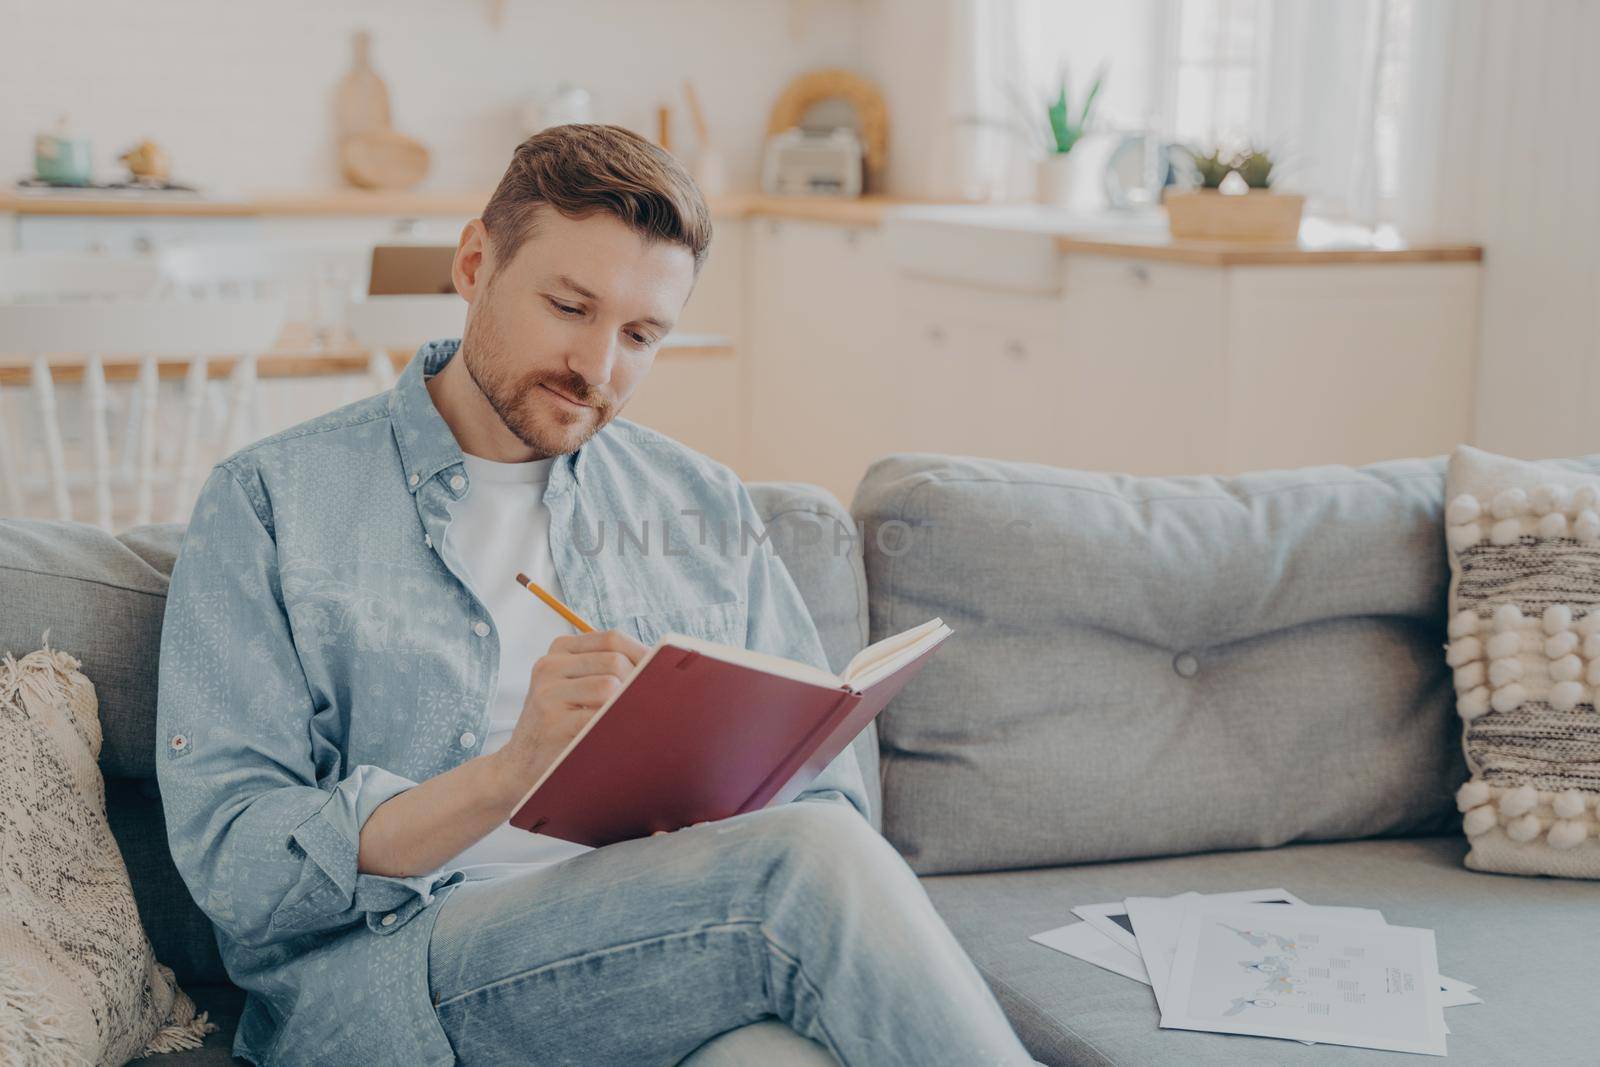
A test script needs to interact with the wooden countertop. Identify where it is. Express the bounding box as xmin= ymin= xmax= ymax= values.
xmin=0 ymin=189 xmax=1483 ymax=262
xmin=1055 ymin=224 xmax=1483 ymax=266
xmin=0 ymin=189 xmax=926 ymax=225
